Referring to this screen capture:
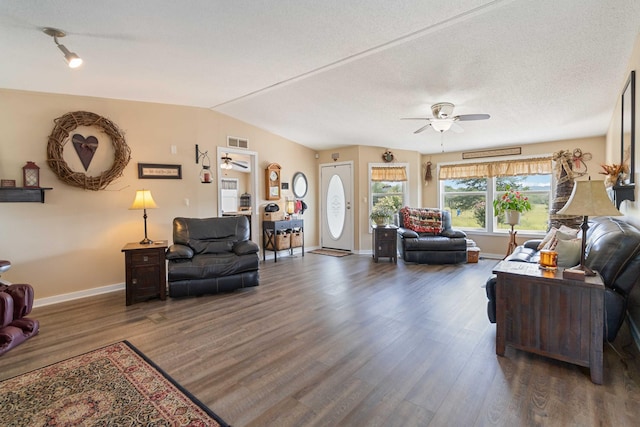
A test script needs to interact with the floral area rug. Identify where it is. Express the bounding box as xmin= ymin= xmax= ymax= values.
xmin=0 ymin=341 xmax=229 ymax=427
